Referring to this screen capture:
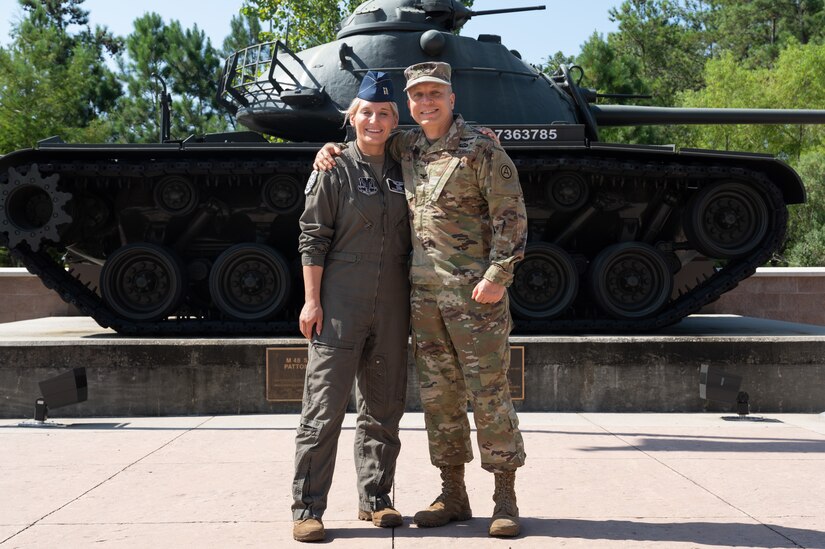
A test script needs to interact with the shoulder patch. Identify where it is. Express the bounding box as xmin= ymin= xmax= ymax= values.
xmin=305 ymin=171 xmax=319 ymax=195
xmin=500 ymin=164 xmax=513 ymax=180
